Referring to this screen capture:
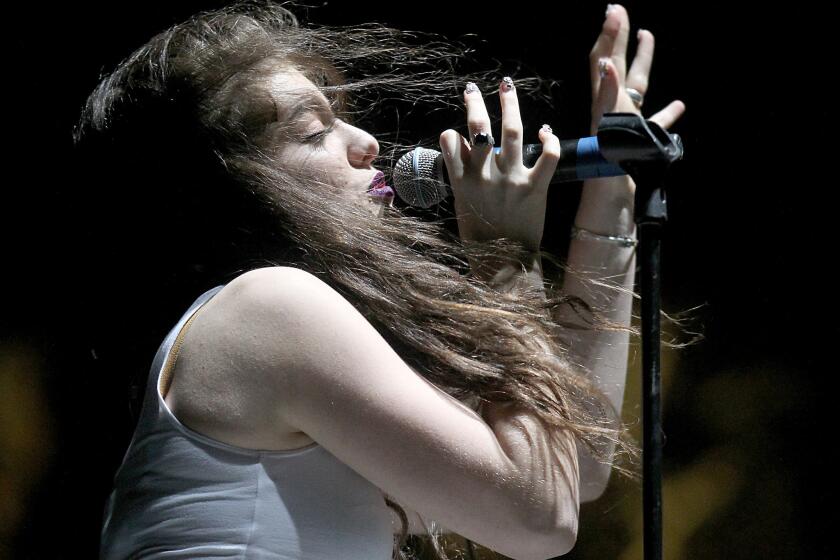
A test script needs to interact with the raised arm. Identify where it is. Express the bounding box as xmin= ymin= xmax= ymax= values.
xmin=557 ymin=2 xmax=686 ymax=500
